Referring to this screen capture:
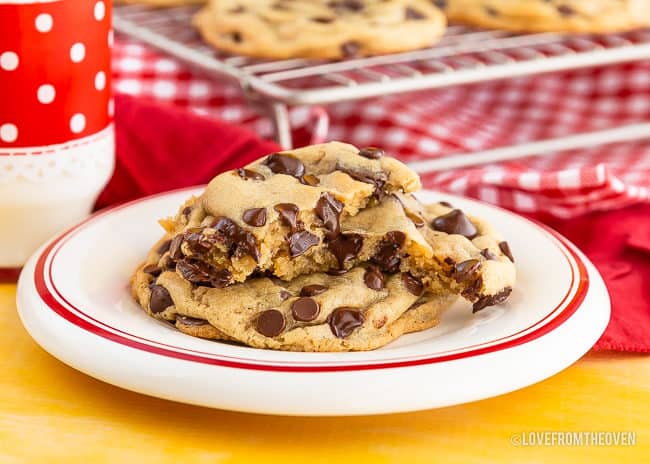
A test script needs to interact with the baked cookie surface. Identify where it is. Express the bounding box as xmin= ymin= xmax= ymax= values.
xmin=193 ymin=0 xmax=447 ymax=59
xmin=439 ymin=0 xmax=650 ymax=33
